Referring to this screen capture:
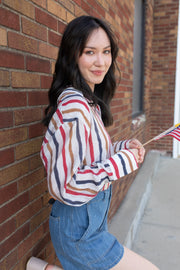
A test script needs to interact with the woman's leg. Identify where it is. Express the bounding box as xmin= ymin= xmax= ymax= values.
xmin=111 ymin=246 xmax=160 ymax=270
